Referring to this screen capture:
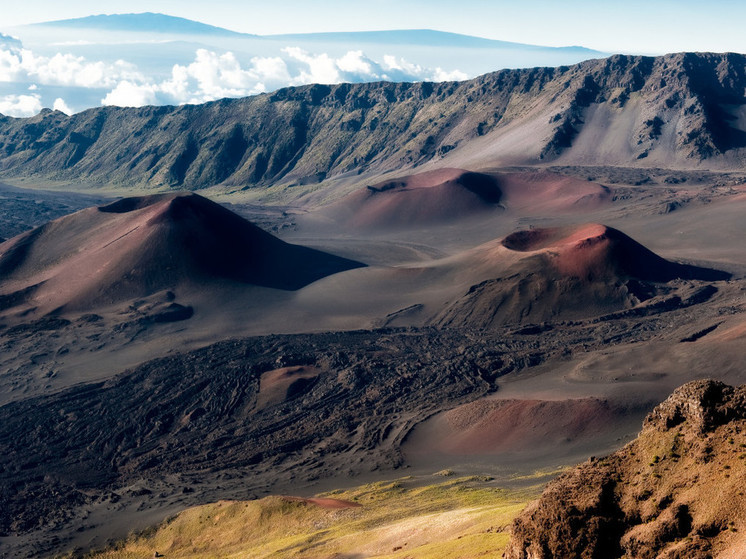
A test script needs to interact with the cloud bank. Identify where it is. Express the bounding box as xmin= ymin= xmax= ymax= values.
xmin=0 ymin=39 xmax=142 ymax=89
xmin=0 ymin=93 xmax=42 ymax=117
xmin=0 ymin=36 xmax=469 ymax=115
xmin=100 ymin=47 xmax=467 ymax=108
